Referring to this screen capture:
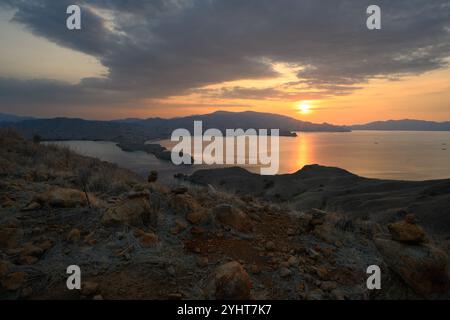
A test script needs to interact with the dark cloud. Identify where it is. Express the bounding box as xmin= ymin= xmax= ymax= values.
xmin=0 ymin=0 xmax=449 ymax=112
